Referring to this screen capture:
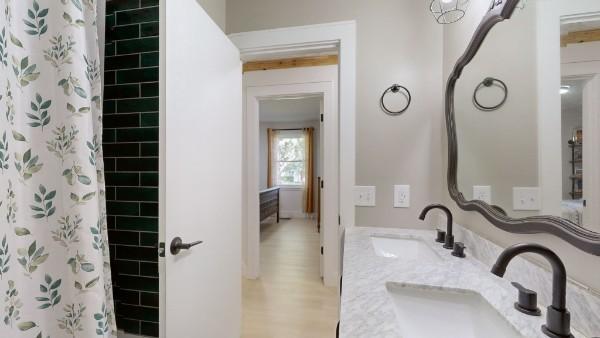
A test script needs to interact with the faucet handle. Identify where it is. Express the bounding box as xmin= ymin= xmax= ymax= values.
xmin=451 ymin=242 xmax=466 ymax=258
xmin=511 ymin=282 xmax=541 ymax=316
xmin=435 ymin=229 xmax=446 ymax=243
